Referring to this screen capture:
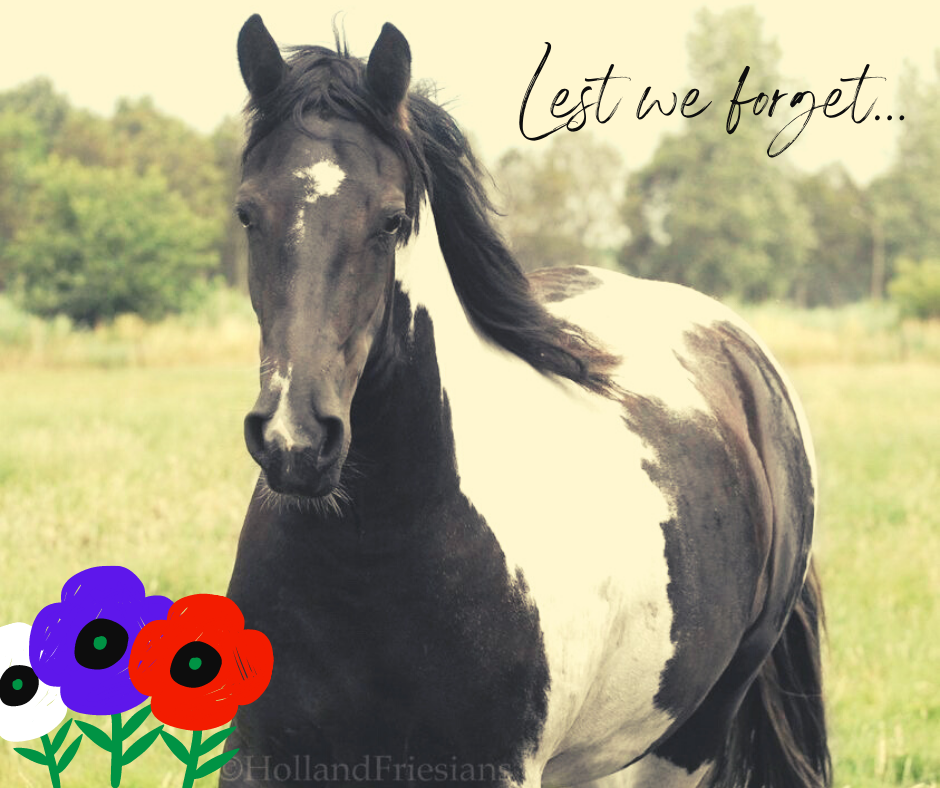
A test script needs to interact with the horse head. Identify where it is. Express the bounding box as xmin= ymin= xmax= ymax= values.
xmin=236 ymin=16 xmax=417 ymax=498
